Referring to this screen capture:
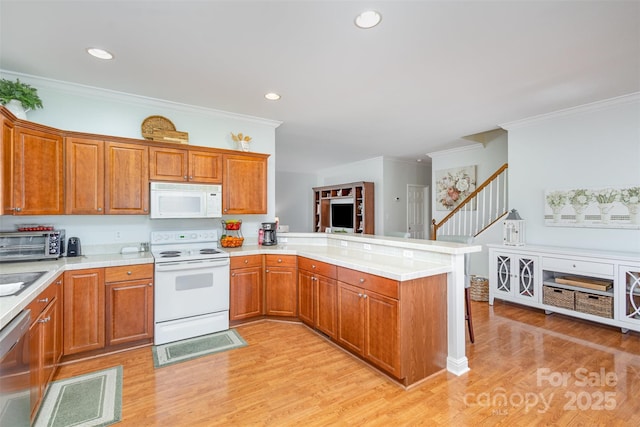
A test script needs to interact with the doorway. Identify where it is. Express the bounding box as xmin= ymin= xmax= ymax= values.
xmin=407 ymin=185 xmax=429 ymax=239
